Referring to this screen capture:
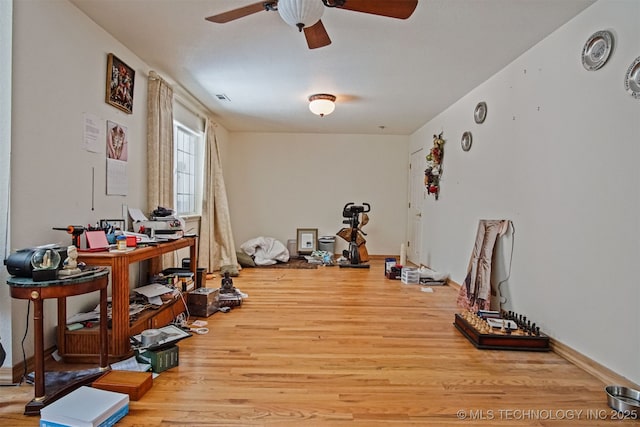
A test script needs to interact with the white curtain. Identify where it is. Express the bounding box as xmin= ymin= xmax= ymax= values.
xmin=146 ymin=71 xmax=174 ymax=211
xmin=146 ymin=71 xmax=175 ymax=267
xmin=198 ymin=119 xmax=237 ymax=272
